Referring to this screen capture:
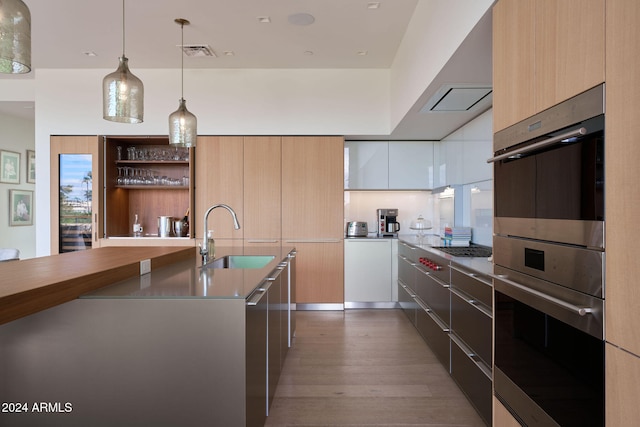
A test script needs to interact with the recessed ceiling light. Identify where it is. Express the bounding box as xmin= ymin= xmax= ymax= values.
xmin=357 ymin=50 xmax=368 ymax=56
xmin=223 ymin=51 xmax=235 ymax=56
xmin=304 ymin=50 xmax=314 ymax=56
xmin=257 ymin=16 xmax=271 ymax=23
xmin=367 ymin=2 xmax=381 ymax=9
xmin=83 ymin=51 xmax=97 ymax=57
xmin=288 ymin=13 xmax=315 ymax=26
